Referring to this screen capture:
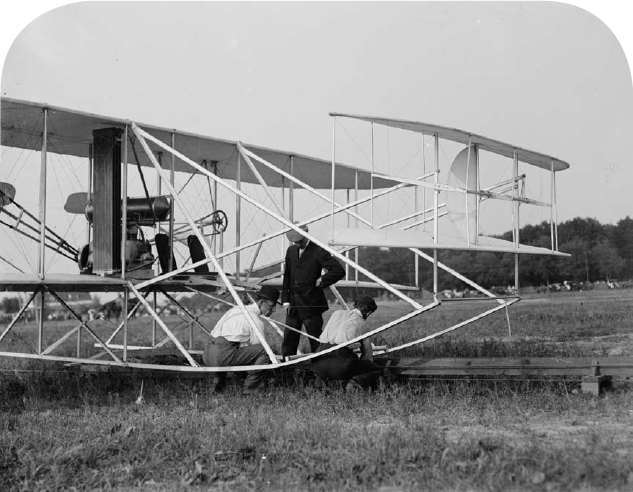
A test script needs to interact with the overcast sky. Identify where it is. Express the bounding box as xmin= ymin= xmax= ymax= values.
xmin=1 ymin=1 xmax=632 ymax=275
